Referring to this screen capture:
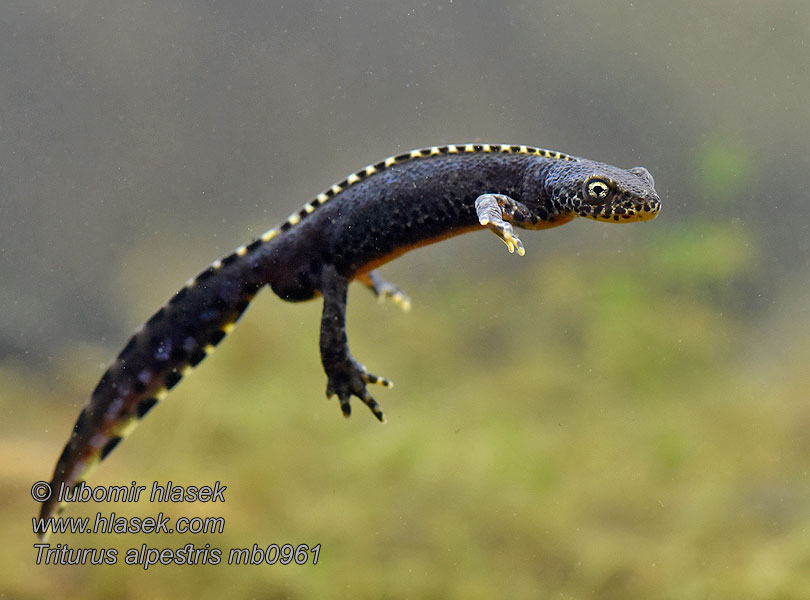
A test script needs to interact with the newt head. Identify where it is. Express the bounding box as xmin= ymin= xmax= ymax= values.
xmin=546 ymin=159 xmax=661 ymax=223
